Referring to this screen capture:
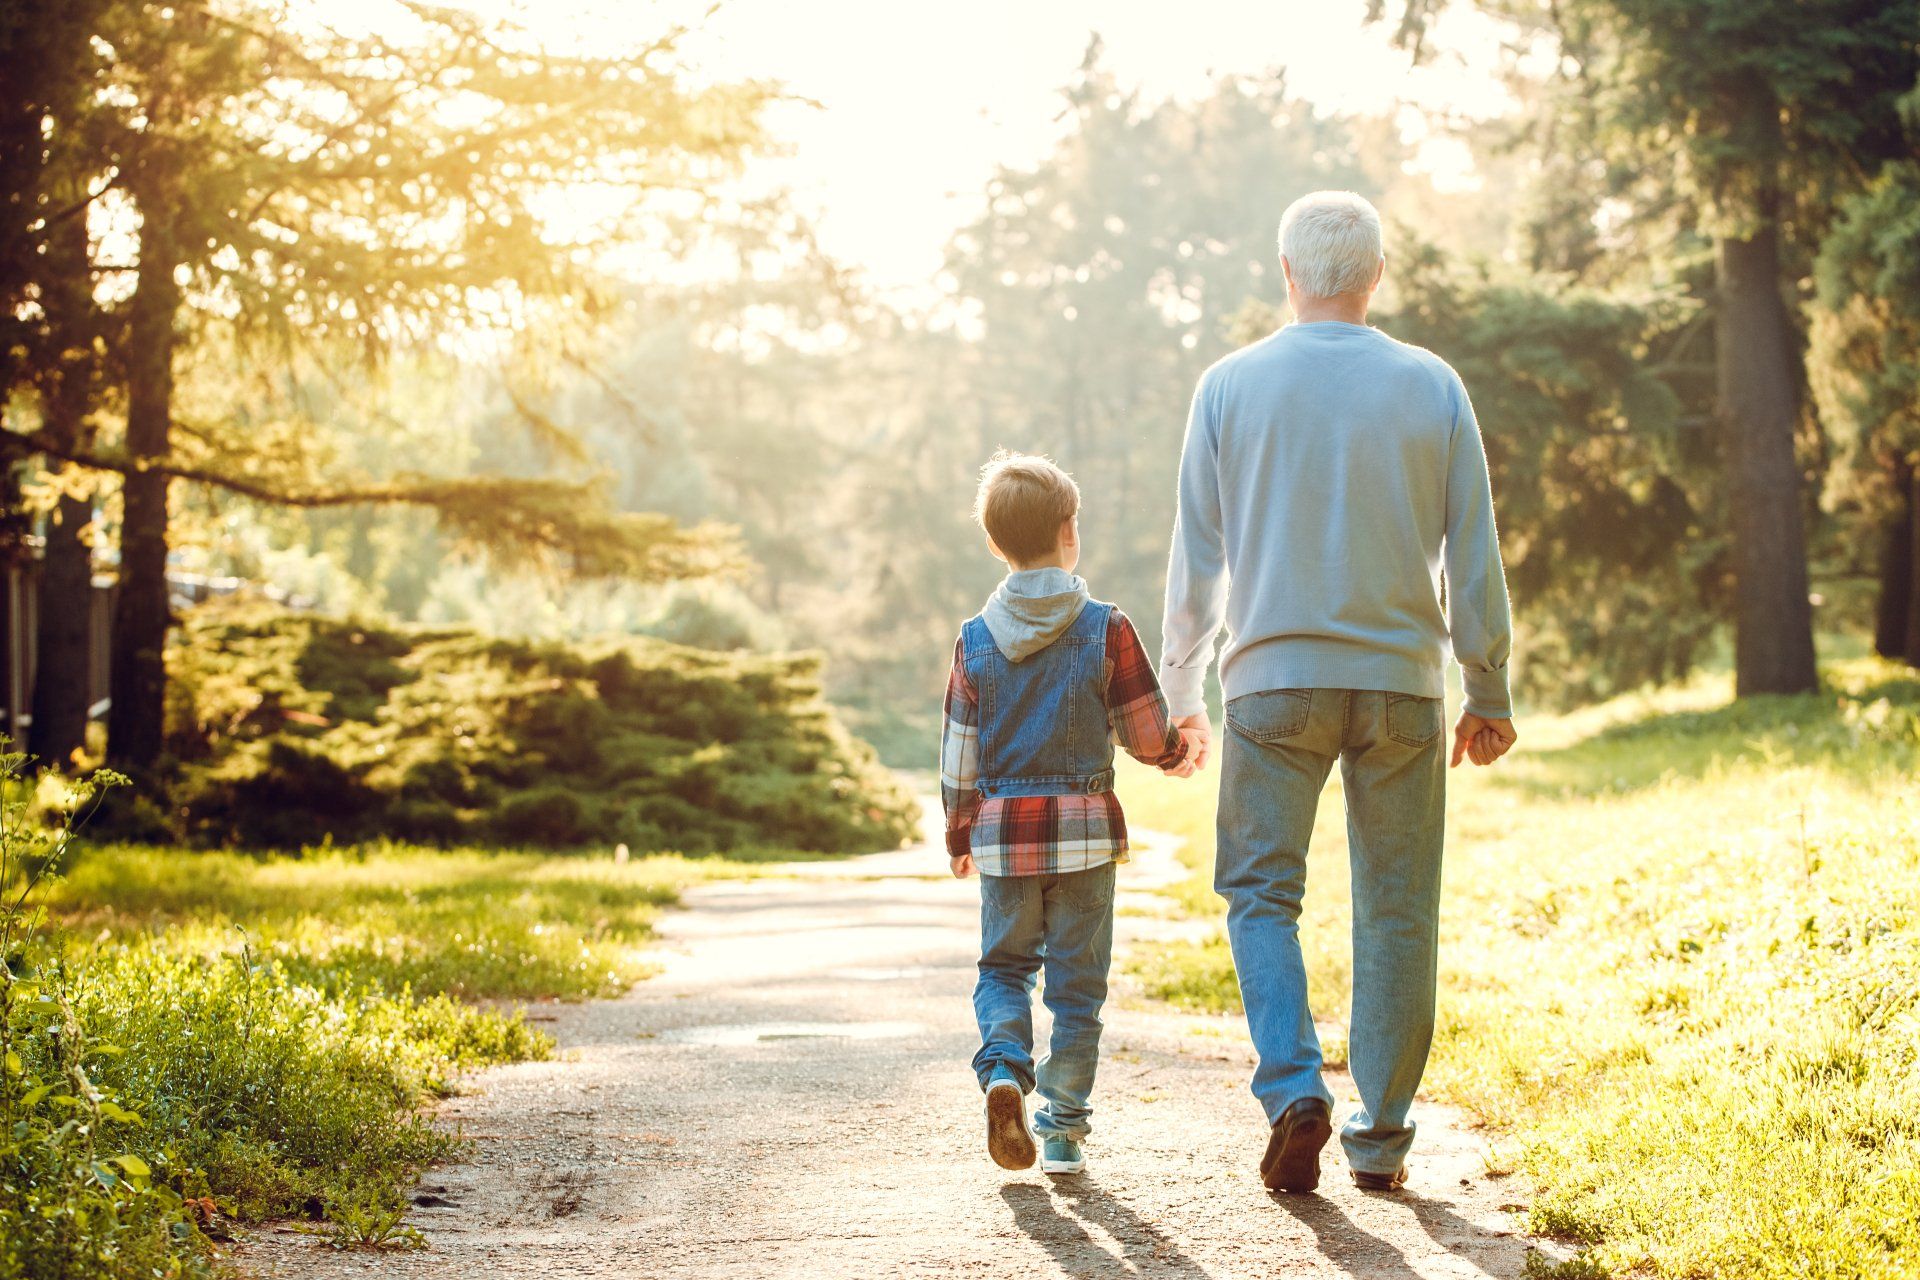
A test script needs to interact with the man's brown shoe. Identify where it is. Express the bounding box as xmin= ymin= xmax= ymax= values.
xmin=1261 ymin=1097 xmax=1333 ymax=1193
xmin=1352 ymin=1165 xmax=1409 ymax=1192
